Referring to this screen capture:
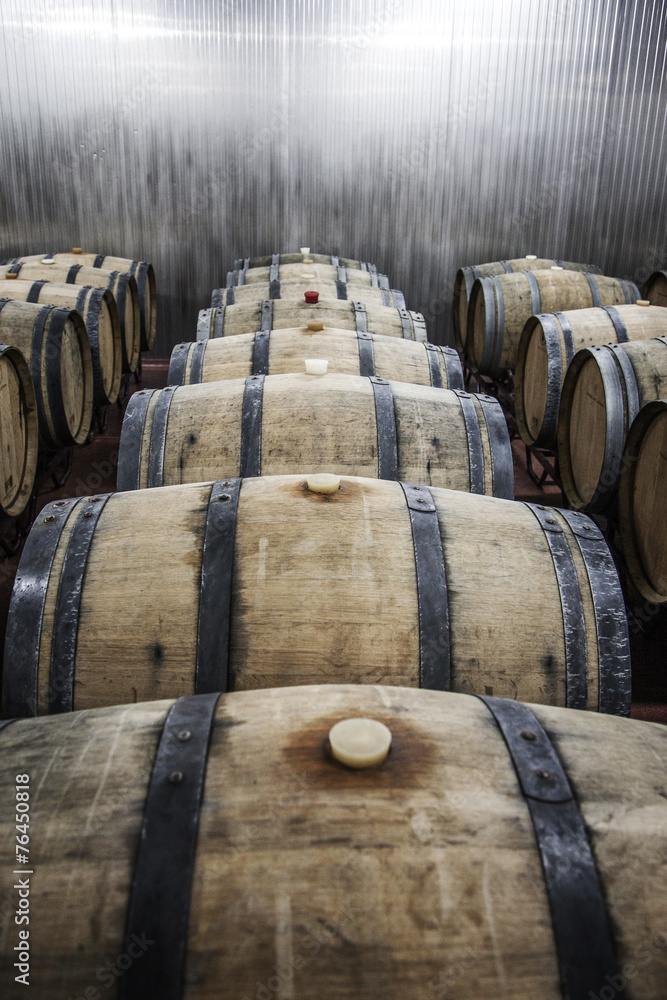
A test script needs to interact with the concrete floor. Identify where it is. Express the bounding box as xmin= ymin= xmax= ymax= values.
xmin=0 ymin=357 xmax=664 ymax=722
